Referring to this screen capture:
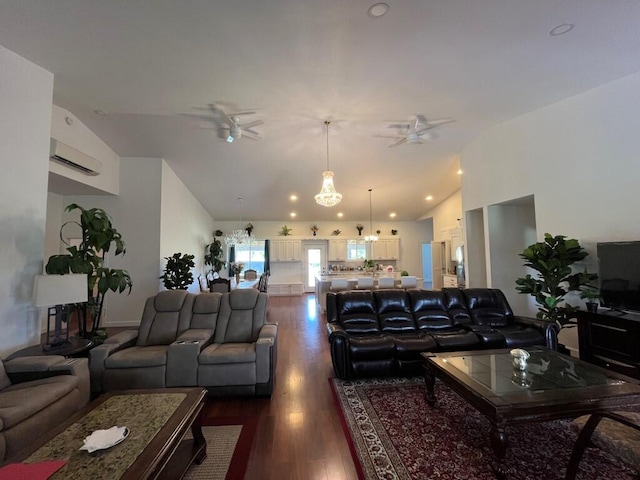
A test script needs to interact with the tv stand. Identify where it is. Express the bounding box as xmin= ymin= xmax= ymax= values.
xmin=576 ymin=309 xmax=640 ymax=379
